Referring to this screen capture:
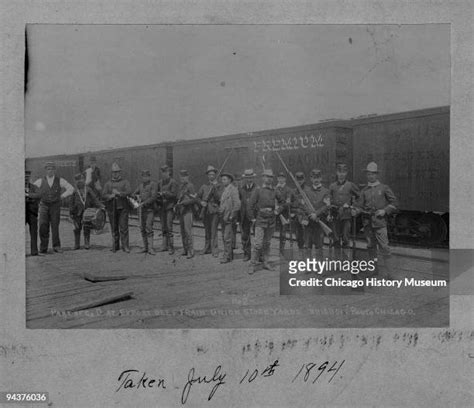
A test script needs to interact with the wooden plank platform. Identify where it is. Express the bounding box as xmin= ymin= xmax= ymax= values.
xmin=26 ymin=221 xmax=449 ymax=328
